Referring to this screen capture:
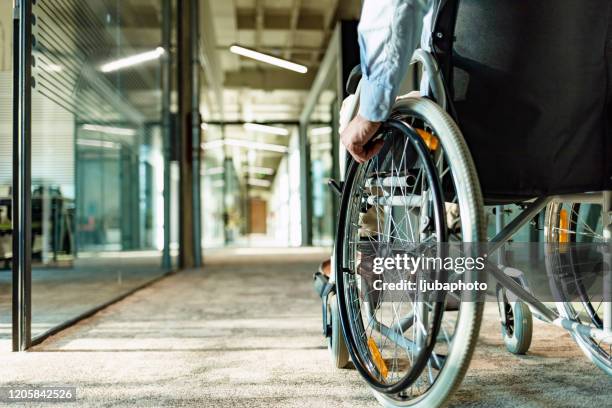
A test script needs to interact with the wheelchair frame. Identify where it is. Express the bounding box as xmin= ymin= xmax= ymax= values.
xmin=327 ymin=53 xmax=611 ymax=373
xmin=326 ymin=49 xmax=612 ymax=370
xmin=323 ymin=3 xmax=611 ymax=403
xmin=417 ymin=48 xmax=612 ymax=346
